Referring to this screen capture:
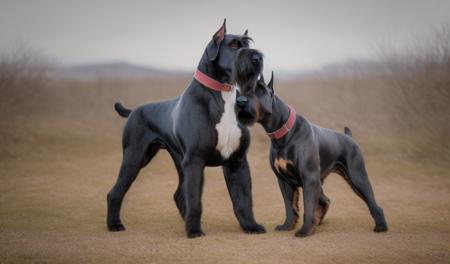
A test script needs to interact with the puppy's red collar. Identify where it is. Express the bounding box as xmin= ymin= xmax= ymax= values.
xmin=194 ymin=69 xmax=233 ymax=92
xmin=267 ymin=106 xmax=297 ymax=140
